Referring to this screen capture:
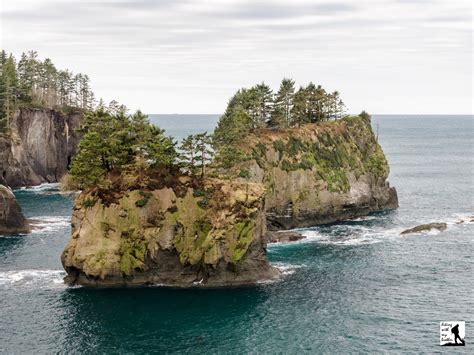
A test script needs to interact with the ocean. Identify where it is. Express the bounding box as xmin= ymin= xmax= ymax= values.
xmin=0 ymin=115 xmax=473 ymax=353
